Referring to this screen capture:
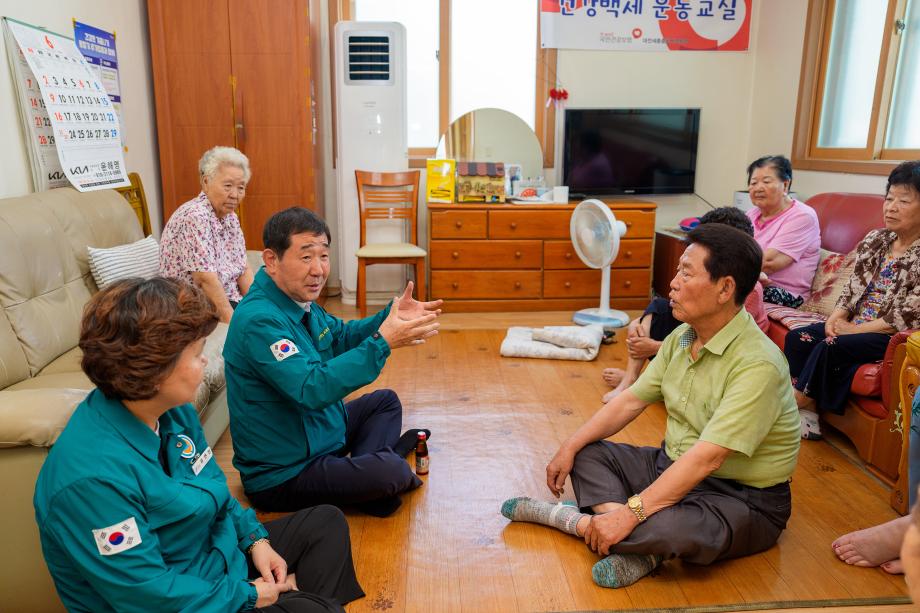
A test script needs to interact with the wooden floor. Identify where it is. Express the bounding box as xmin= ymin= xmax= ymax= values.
xmin=215 ymin=300 xmax=913 ymax=612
